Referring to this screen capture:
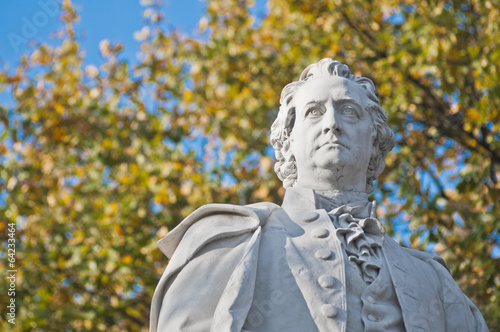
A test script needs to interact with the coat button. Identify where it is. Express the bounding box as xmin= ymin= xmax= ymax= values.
xmin=302 ymin=211 xmax=319 ymax=222
xmin=366 ymin=296 xmax=375 ymax=304
xmin=311 ymin=228 xmax=329 ymax=238
xmin=318 ymin=275 xmax=336 ymax=288
xmin=321 ymin=304 xmax=338 ymax=318
xmin=315 ymin=248 xmax=333 ymax=260
xmin=367 ymin=314 xmax=378 ymax=322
